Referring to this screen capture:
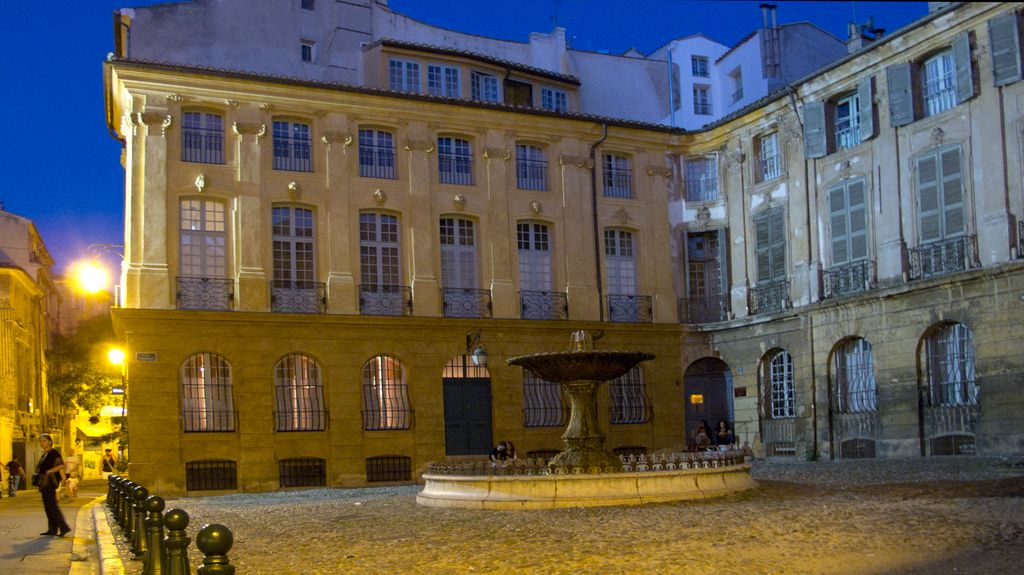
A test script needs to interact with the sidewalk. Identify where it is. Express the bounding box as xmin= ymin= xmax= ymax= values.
xmin=0 ymin=479 xmax=120 ymax=575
